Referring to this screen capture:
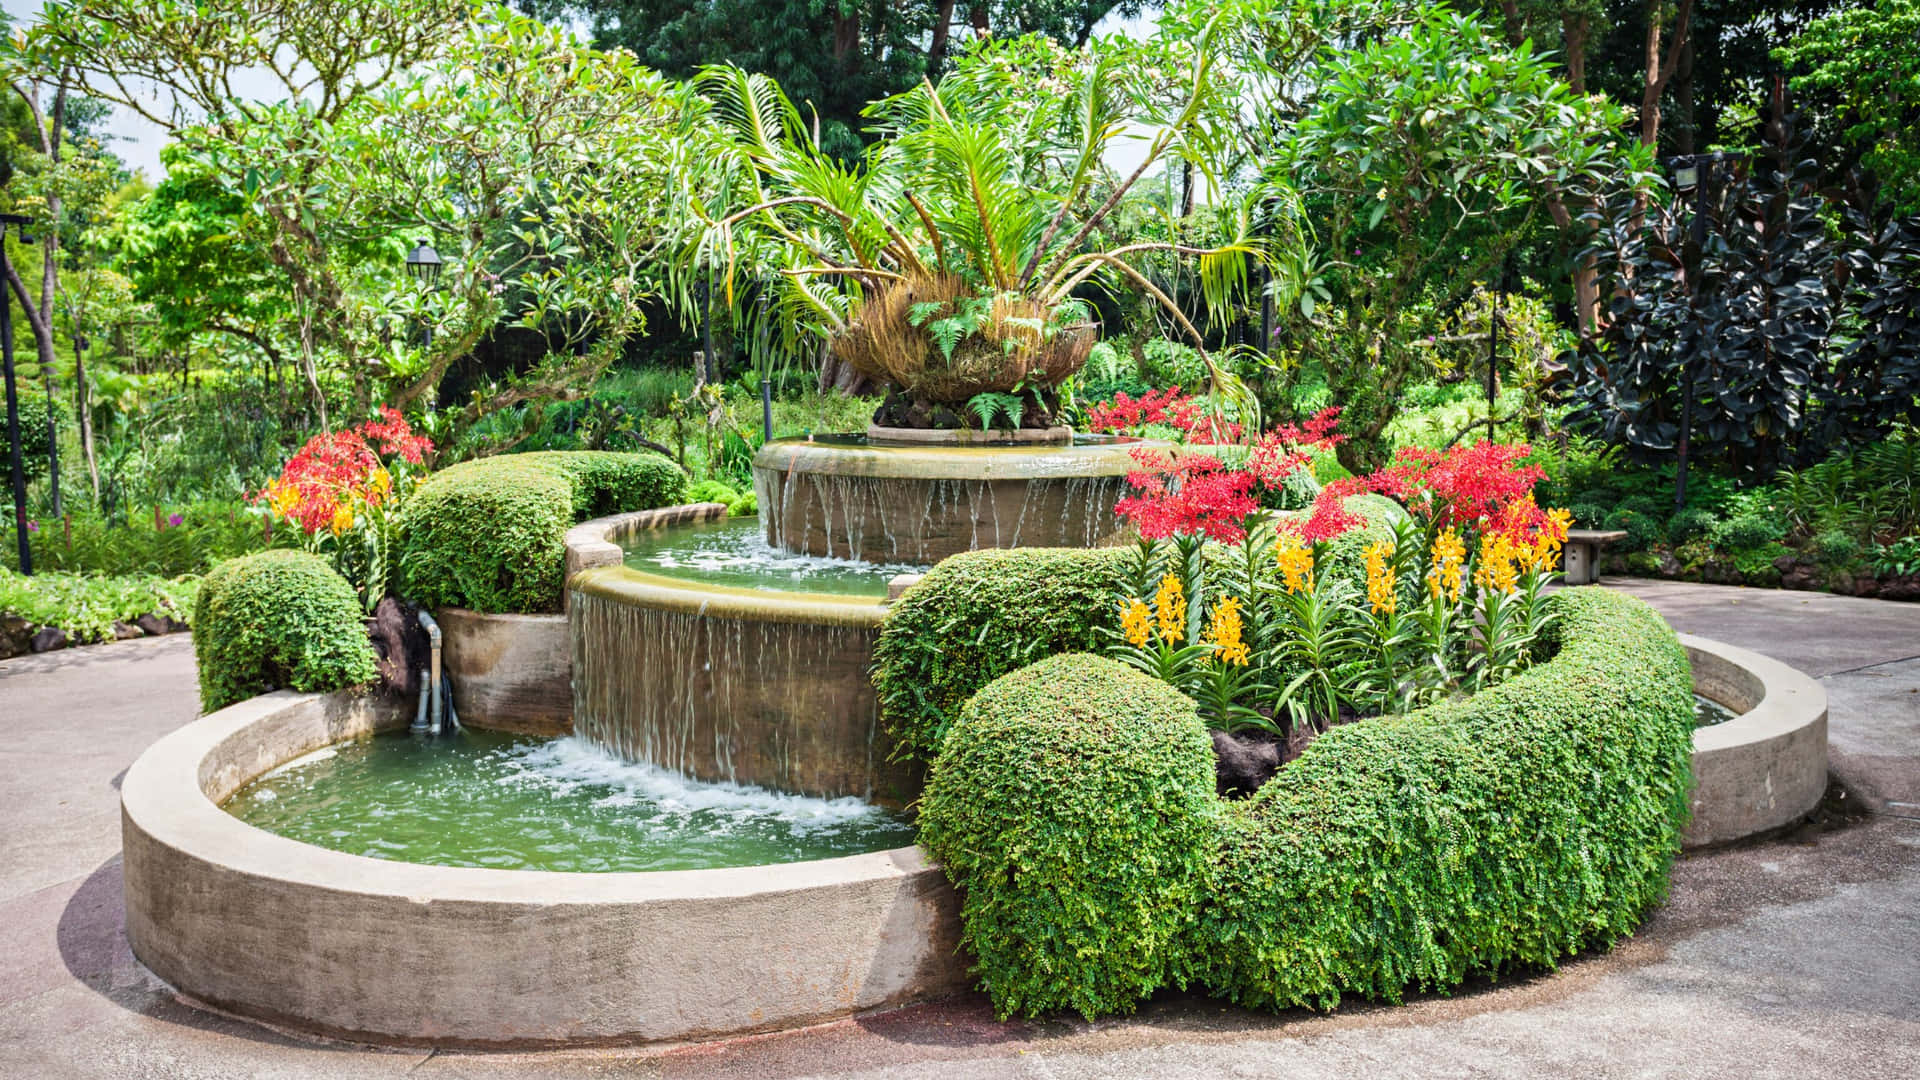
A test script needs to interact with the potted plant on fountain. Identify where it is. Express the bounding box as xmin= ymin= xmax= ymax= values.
xmin=674 ymin=35 xmax=1268 ymax=443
